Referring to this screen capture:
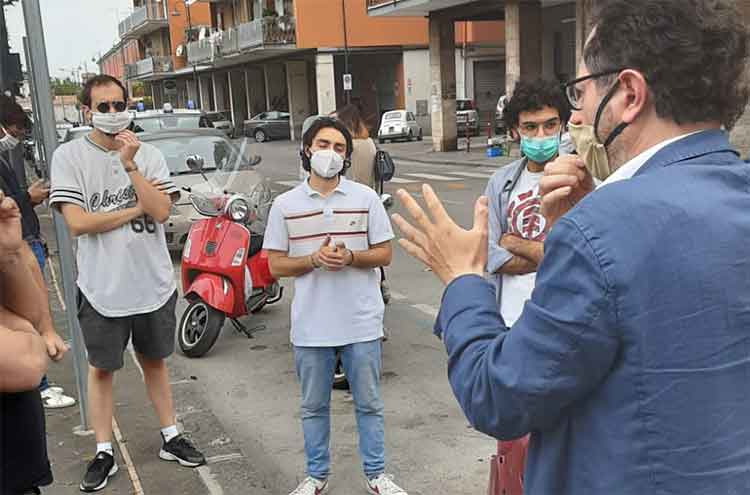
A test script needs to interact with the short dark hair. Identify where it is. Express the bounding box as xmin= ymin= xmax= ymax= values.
xmin=79 ymin=74 xmax=129 ymax=108
xmin=585 ymin=0 xmax=750 ymax=130
xmin=335 ymin=103 xmax=369 ymax=139
xmin=301 ymin=116 xmax=354 ymax=174
xmin=0 ymin=95 xmax=31 ymax=130
xmin=502 ymin=79 xmax=571 ymax=131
